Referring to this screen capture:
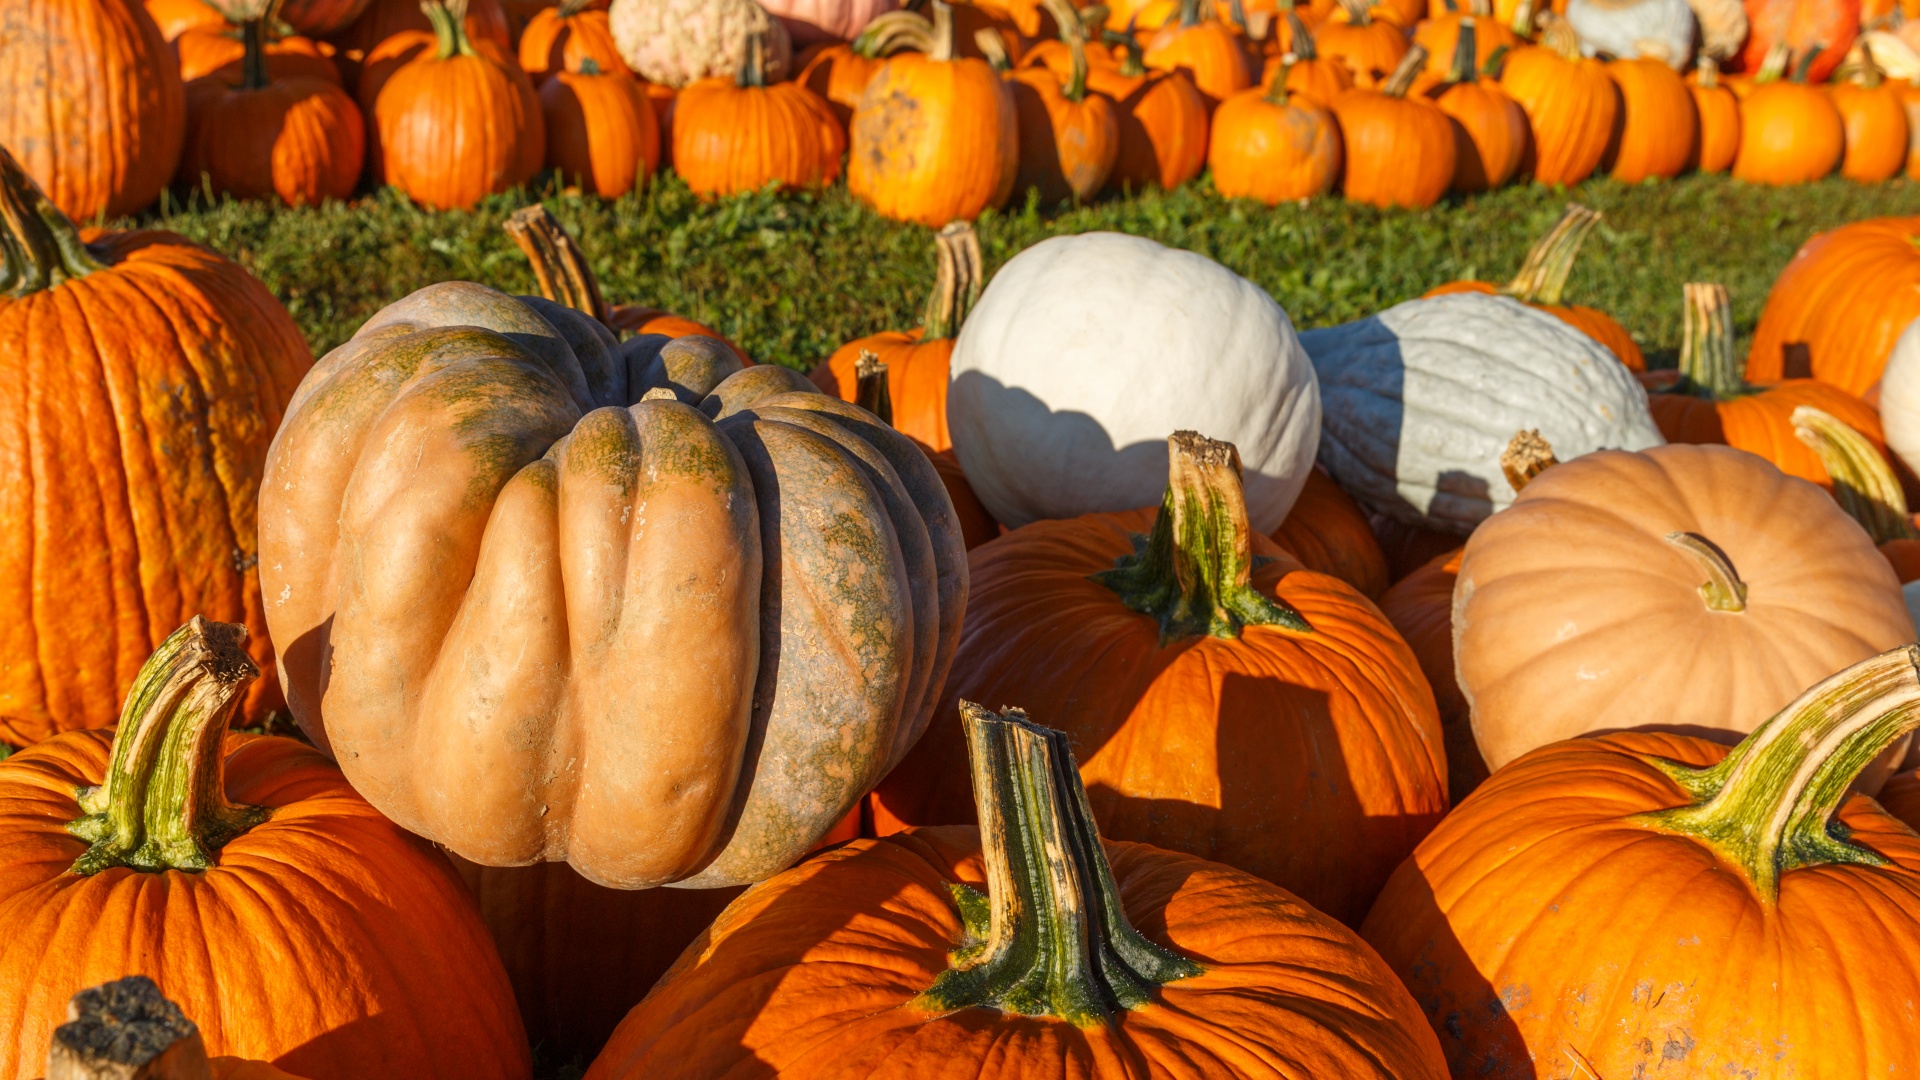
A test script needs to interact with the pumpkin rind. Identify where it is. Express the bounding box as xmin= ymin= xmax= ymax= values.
xmin=540 ymin=64 xmax=661 ymax=199
xmin=607 ymin=0 xmax=792 ymax=86
xmin=1499 ymin=22 xmax=1620 ymax=185
xmin=1745 ymin=216 xmax=1920 ymax=394
xmin=1269 ymin=466 xmax=1389 ymax=599
xmin=1602 ymin=55 xmax=1697 ymax=181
